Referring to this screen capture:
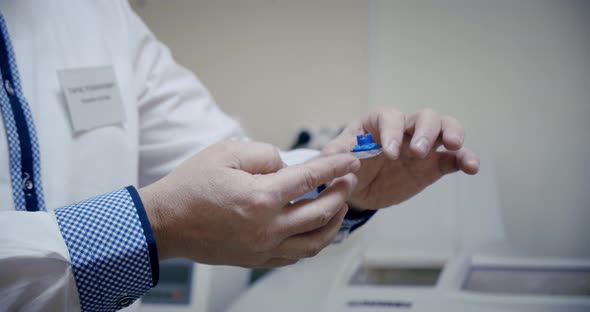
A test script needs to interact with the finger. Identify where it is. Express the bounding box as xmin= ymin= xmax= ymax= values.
xmin=257 ymin=257 xmax=299 ymax=268
xmin=458 ymin=148 xmax=480 ymax=174
xmin=274 ymin=203 xmax=348 ymax=260
xmin=277 ymin=174 xmax=356 ymax=236
xmin=266 ymin=153 xmax=360 ymax=205
xmin=409 ymin=109 xmax=442 ymax=159
xmin=404 ymin=112 xmax=417 ymax=134
xmin=363 ymin=108 xmax=405 ymax=159
xmin=220 ymin=141 xmax=286 ymax=174
xmin=441 ymin=115 xmax=465 ymax=151
xmin=322 ymin=121 xmax=363 ymax=155
xmin=438 ymin=148 xmax=480 ymax=175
